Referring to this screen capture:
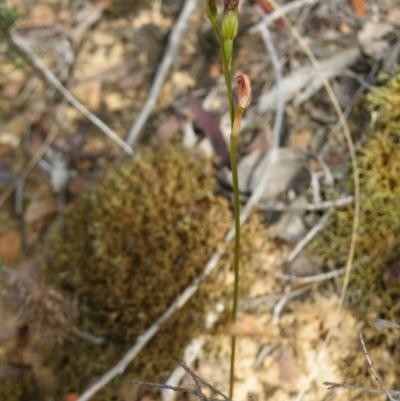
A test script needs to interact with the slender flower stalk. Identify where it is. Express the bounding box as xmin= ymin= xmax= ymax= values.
xmin=229 ymin=73 xmax=251 ymax=400
xmin=206 ymin=3 xmax=252 ymax=399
